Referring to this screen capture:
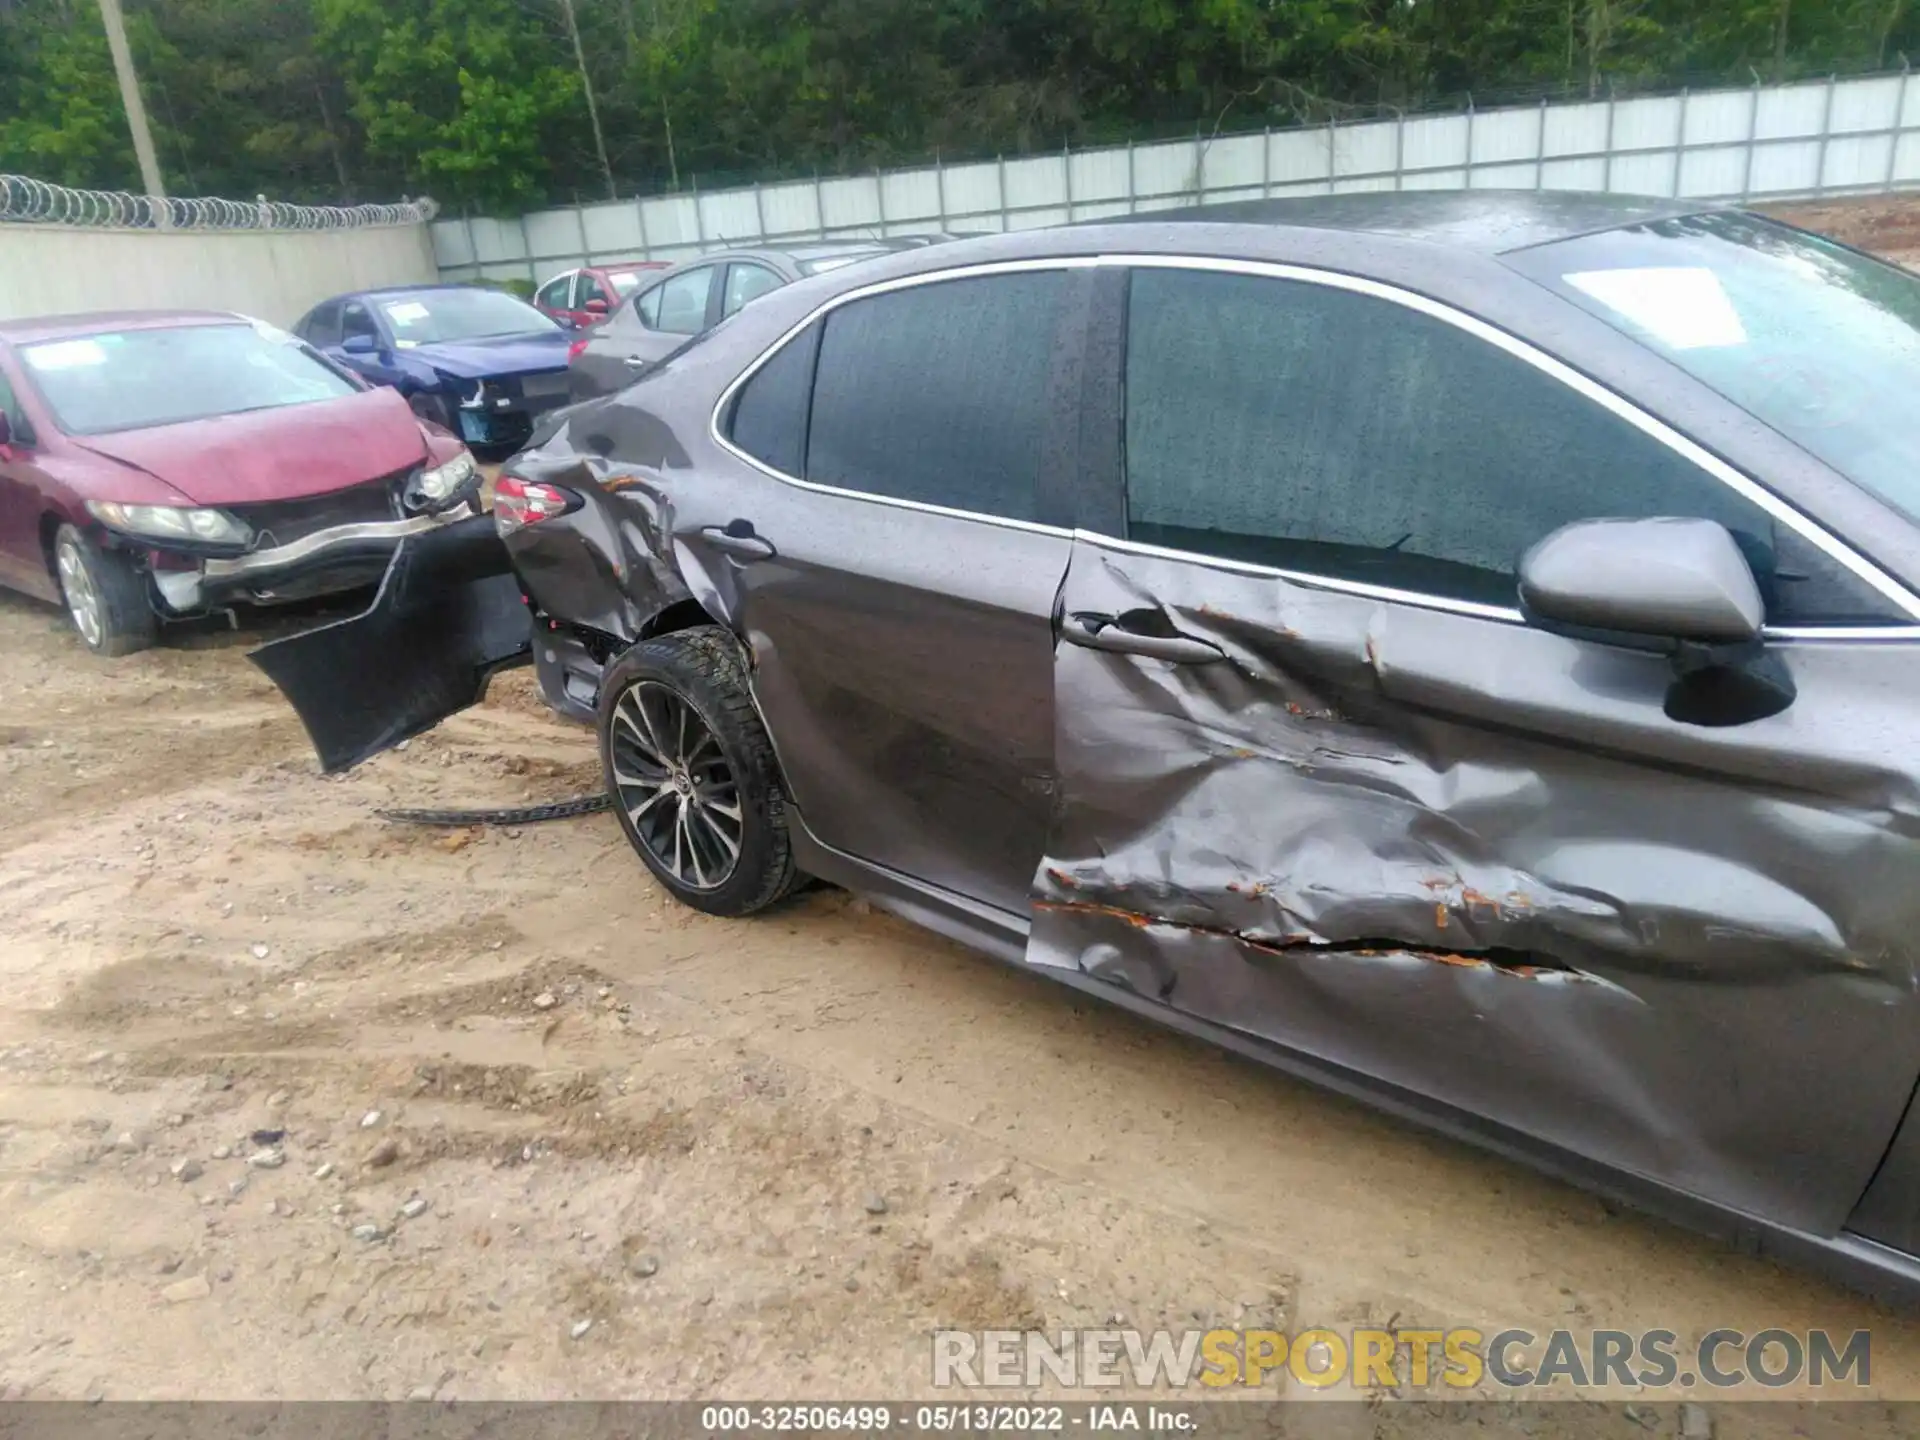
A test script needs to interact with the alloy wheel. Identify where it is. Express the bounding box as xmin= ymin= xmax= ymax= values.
xmin=608 ymin=681 xmax=744 ymax=891
xmin=56 ymin=536 xmax=104 ymax=649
